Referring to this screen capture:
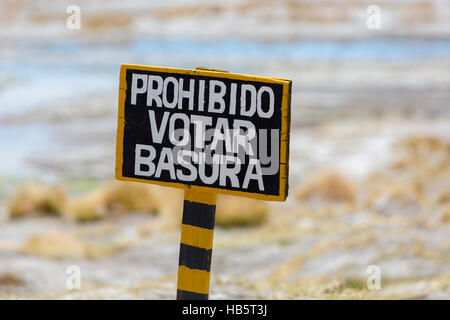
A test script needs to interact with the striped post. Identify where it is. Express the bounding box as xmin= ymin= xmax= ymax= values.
xmin=177 ymin=190 xmax=216 ymax=300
